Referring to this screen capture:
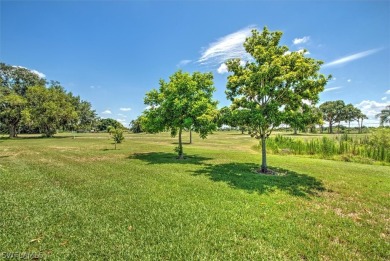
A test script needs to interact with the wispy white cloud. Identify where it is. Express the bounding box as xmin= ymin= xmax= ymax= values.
xmin=117 ymin=119 xmax=127 ymax=123
xmin=324 ymin=86 xmax=342 ymax=92
xmin=386 ymin=89 xmax=390 ymax=95
xmin=381 ymin=97 xmax=387 ymax=101
xmin=293 ymin=36 xmax=310 ymax=45
xmin=117 ymin=113 xmax=127 ymax=117
xmin=198 ymin=25 xmax=255 ymax=65
xmin=177 ymin=59 xmax=192 ymax=67
xmin=31 ymin=70 xmax=46 ymax=79
xmin=102 ymin=110 xmax=112 ymax=114
xmin=13 ymin=65 xmax=46 ymax=78
xmin=323 ymin=48 xmax=381 ymax=68
xmin=120 ymin=108 xmax=131 ymax=111
xmin=347 ymin=79 xmax=352 ymax=83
